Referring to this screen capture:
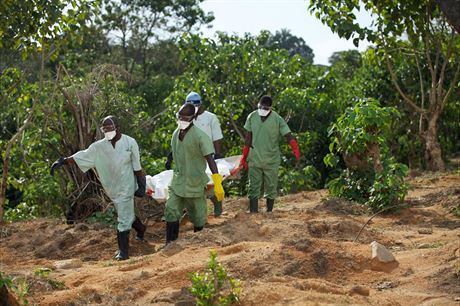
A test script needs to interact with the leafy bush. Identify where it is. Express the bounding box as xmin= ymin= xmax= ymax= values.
xmin=279 ymin=165 xmax=321 ymax=194
xmin=86 ymin=207 xmax=117 ymax=227
xmin=189 ymin=250 xmax=240 ymax=306
xmin=325 ymin=99 xmax=409 ymax=211
xmin=4 ymin=202 xmax=38 ymax=222
xmin=327 ymin=161 xmax=408 ymax=211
